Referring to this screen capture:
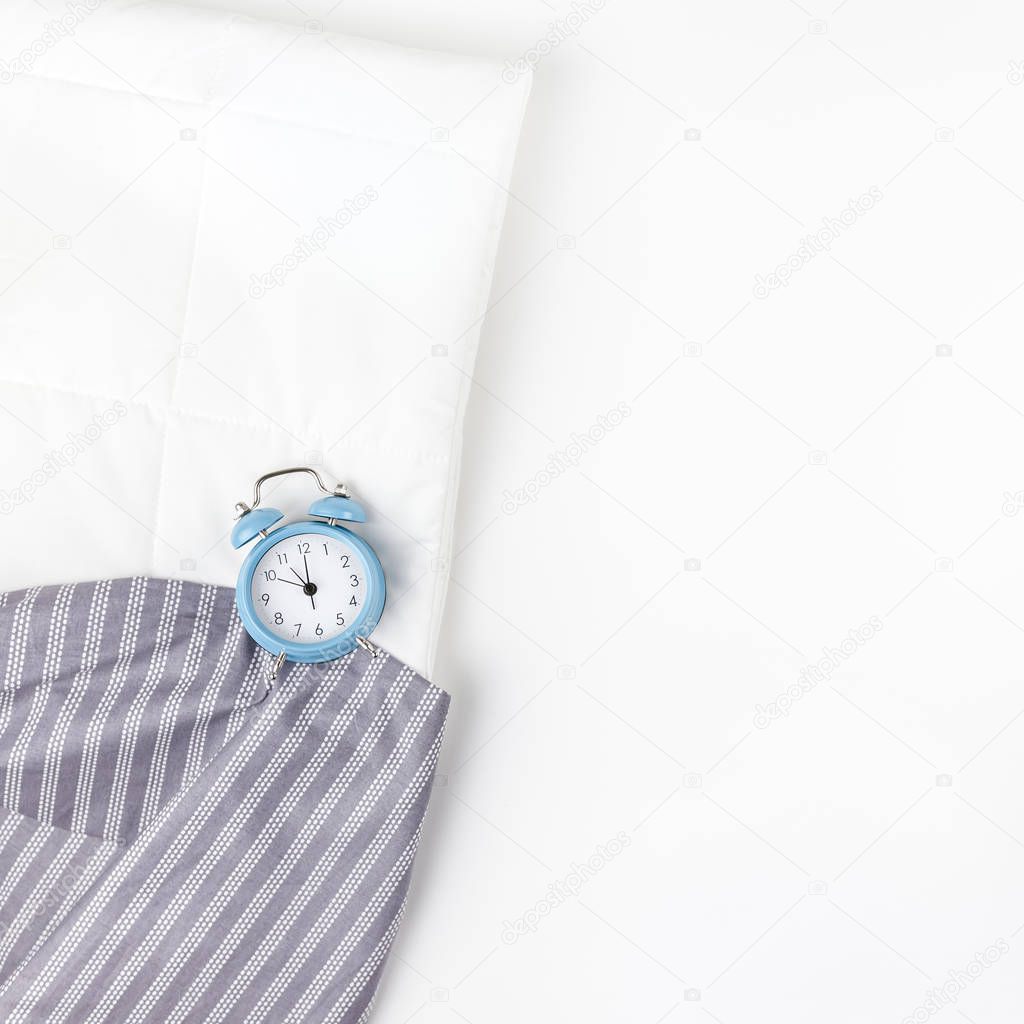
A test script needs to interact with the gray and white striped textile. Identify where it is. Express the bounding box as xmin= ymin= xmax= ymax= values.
xmin=0 ymin=578 xmax=449 ymax=1022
